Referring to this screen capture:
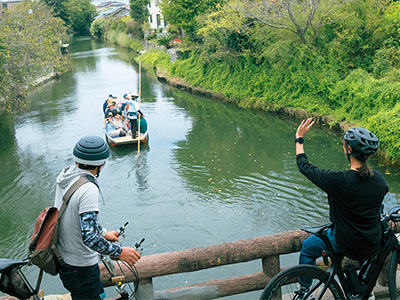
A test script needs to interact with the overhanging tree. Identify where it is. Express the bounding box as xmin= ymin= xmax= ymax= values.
xmin=65 ymin=0 xmax=97 ymax=35
xmin=0 ymin=1 xmax=67 ymax=112
xmin=232 ymin=0 xmax=351 ymax=44
xmin=130 ymin=0 xmax=150 ymax=24
xmin=160 ymin=0 xmax=224 ymax=37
